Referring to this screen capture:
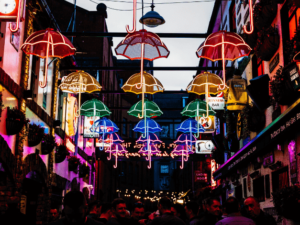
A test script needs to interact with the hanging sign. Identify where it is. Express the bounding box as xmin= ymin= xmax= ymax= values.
xmin=83 ymin=116 xmax=100 ymax=138
xmin=195 ymin=140 xmax=215 ymax=154
xmin=207 ymin=93 xmax=225 ymax=110
xmin=66 ymin=96 xmax=79 ymax=137
xmin=197 ymin=116 xmax=215 ymax=133
xmin=195 ymin=170 xmax=207 ymax=182
xmin=95 ymin=138 xmax=112 ymax=148
xmin=211 ymin=159 xmax=217 ymax=187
